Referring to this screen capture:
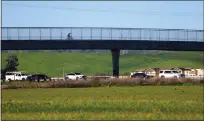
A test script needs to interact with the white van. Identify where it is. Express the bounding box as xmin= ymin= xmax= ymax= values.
xmin=5 ymin=71 xmax=29 ymax=82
